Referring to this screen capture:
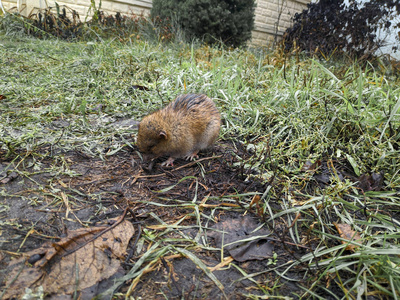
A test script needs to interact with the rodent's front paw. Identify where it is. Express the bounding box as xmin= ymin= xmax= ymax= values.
xmin=161 ymin=157 xmax=175 ymax=167
xmin=185 ymin=151 xmax=199 ymax=161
